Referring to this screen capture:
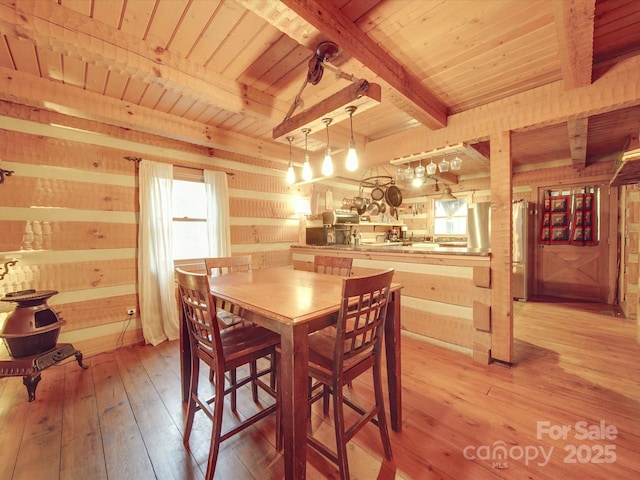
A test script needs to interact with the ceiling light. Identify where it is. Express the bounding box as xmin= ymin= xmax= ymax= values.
xmin=301 ymin=128 xmax=312 ymax=181
xmin=440 ymin=186 xmax=456 ymax=200
xmin=450 ymin=156 xmax=462 ymax=171
xmin=321 ymin=118 xmax=333 ymax=176
xmin=285 ymin=136 xmax=295 ymax=184
xmin=438 ymin=157 xmax=450 ymax=173
xmin=345 ymin=105 xmax=358 ymax=171
xmin=412 ymin=176 xmax=424 ymax=187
